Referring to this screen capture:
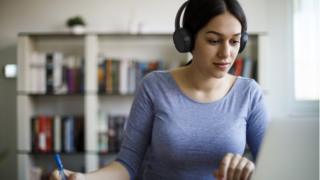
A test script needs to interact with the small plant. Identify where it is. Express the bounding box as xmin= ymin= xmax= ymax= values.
xmin=66 ymin=16 xmax=86 ymax=27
